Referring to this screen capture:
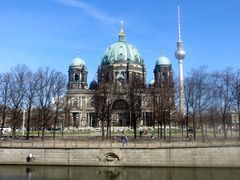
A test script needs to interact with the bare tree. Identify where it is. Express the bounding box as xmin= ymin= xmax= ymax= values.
xmin=52 ymin=72 xmax=67 ymax=139
xmin=8 ymin=65 xmax=28 ymax=138
xmin=24 ymin=70 xmax=38 ymax=140
xmin=207 ymin=84 xmax=219 ymax=139
xmin=35 ymin=67 xmax=56 ymax=139
xmin=128 ymin=75 xmax=145 ymax=139
xmin=212 ymin=68 xmax=235 ymax=139
xmin=185 ymin=75 xmax=198 ymax=140
xmin=0 ymin=73 xmax=11 ymax=137
xmin=193 ymin=67 xmax=209 ymax=142
xmin=150 ymin=87 xmax=162 ymax=138
xmin=184 ymin=77 xmax=190 ymax=138
xmin=232 ymin=69 xmax=240 ymax=140
xmin=185 ymin=67 xmax=212 ymax=142
xmin=93 ymin=81 xmax=114 ymax=140
xmin=159 ymin=79 xmax=175 ymax=141
xmin=149 ymin=73 xmax=175 ymax=141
